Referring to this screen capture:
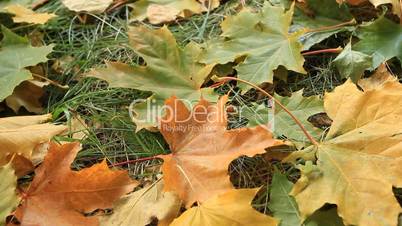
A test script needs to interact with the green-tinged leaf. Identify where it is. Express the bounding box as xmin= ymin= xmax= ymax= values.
xmin=269 ymin=171 xmax=301 ymax=226
xmin=88 ymin=26 xmax=218 ymax=131
xmin=354 ymin=16 xmax=402 ymax=68
xmin=0 ymin=163 xmax=19 ymax=226
xmin=201 ymin=3 xmax=305 ymax=90
xmin=242 ymin=91 xmax=324 ymax=145
xmin=130 ymin=0 xmax=219 ymax=24
xmin=100 ymin=179 xmax=181 ymax=226
xmin=304 ymin=208 xmax=344 ymax=226
xmin=274 ymin=92 xmax=323 ymax=143
xmin=333 ymin=42 xmax=372 ymax=82
xmin=290 ymin=0 xmax=354 ymax=50
xmin=286 ymin=74 xmax=402 ymax=226
xmin=0 ymin=26 xmax=53 ymax=102
xmin=268 ymin=170 xmax=344 ymax=226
